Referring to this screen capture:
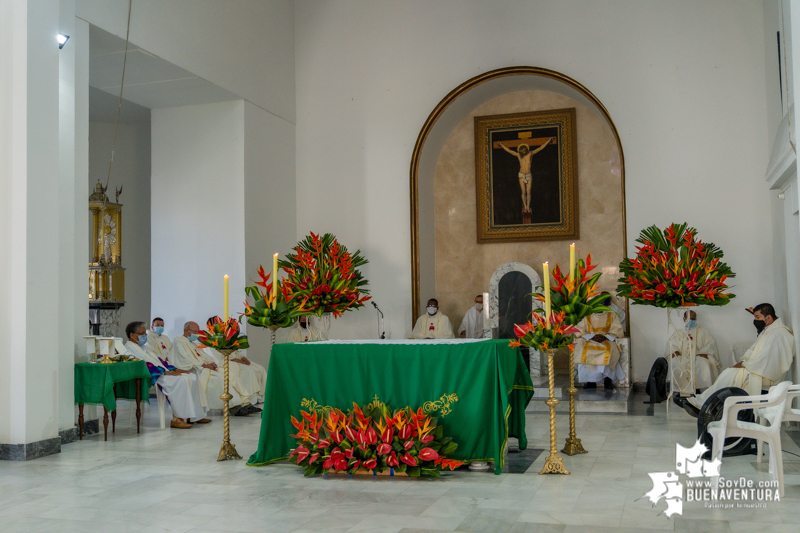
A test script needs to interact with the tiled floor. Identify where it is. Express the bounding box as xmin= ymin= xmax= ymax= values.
xmin=2 ymin=394 xmax=800 ymax=533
